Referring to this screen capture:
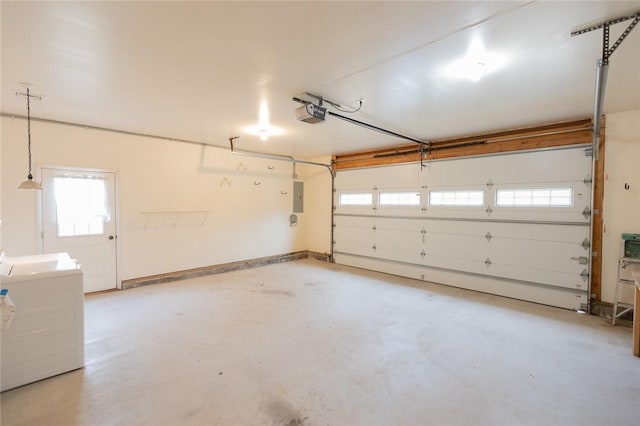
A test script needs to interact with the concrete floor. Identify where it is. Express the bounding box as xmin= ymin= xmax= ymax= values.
xmin=1 ymin=259 xmax=639 ymax=426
